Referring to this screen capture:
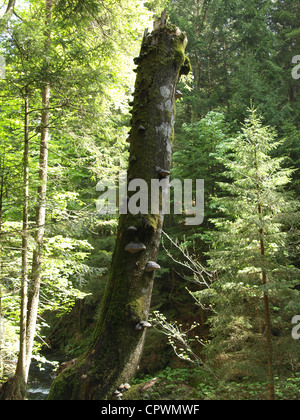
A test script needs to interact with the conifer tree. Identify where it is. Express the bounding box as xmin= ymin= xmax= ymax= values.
xmin=201 ymin=109 xmax=300 ymax=400
xmin=0 ymin=0 xmax=153 ymax=399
